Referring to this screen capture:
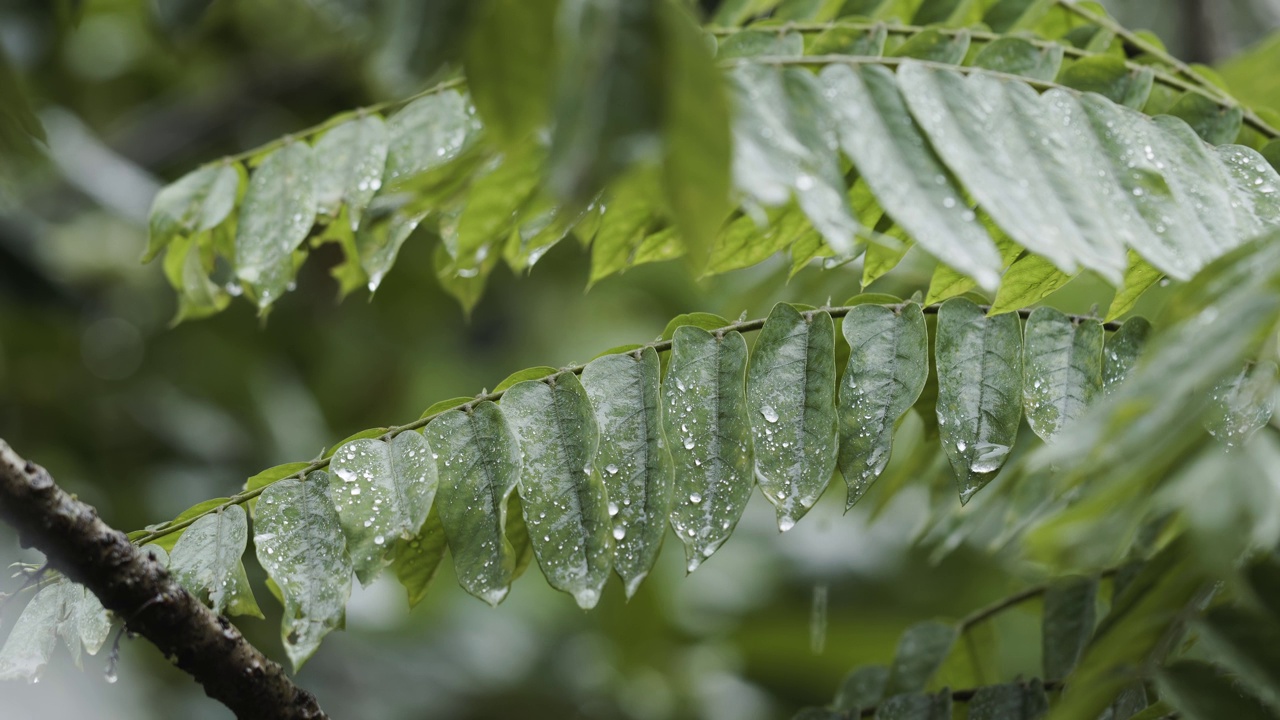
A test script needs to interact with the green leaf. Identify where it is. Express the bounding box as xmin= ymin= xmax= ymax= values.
xmin=729 ymin=65 xmax=860 ymax=257
xmin=501 ymin=374 xmax=612 ymax=609
xmin=806 ymin=23 xmax=887 ymax=56
xmin=150 ymin=497 xmax=234 ymax=552
xmin=506 ymin=491 xmax=535 ymax=581
xmin=580 ymin=347 xmax=675 ymax=598
xmin=169 ymin=504 xmax=262 ymax=618
xmin=660 ymin=1 xmax=731 ymax=272
xmin=747 ymin=304 xmax=838 ymax=530
xmin=717 ymin=29 xmax=804 ymax=59
xmin=833 ymin=665 xmax=889 ymax=712
xmin=0 ymin=582 xmax=65 ymax=682
xmin=1205 ymin=361 xmax=1278 ymax=449
xmin=383 ymin=90 xmax=480 ymax=188
xmin=897 ymin=62 xmax=1128 ymax=284
xmin=990 ymin=255 xmax=1075 ymax=315
xmin=1042 ymin=575 xmax=1099 ymax=679
xmin=1022 ymin=308 xmax=1104 ymax=441
xmin=1057 ymin=55 xmax=1154 ymax=109
xmin=706 ymin=205 xmax=809 ymax=274
xmin=548 ymin=0 xmax=661 ymax=202
xmin=234 ymin=142 xmax=316 ymax=309
xmin=434 ymin=237 xmax=500 ymax=315
xmin=455 ymin=145 xmax=544 ymax=270
xmin=311 ymin=115 xmax=388 ymax=231
xmin=424 ymin=402 xmax=521 ymax=605
xmin=661 ymin=312 xmax=732 ymax=340
xmin=390 ymin=506 xmax=447 ymax=608
xmin=967 ymin=681 xmax=1050 ymax=720
xmin=891 ymin=28 xmax=970 ymax=64
xmin=1102 ymin=317 xmax=1151 ymax=391
xmin=1168 ymin=91 xmax=1244 ymax=145
xmin=1156 ymin=660 xmax=1277 ymax=720
xmin=837 ymin=302 xmax=928 ymax=509
xmin=873 ymin=691 xmax=952 ymax=720
xmin=254 ymin=471 xmax=353 ymax=670
xmin=421 ymin=397 xmax=481 ymax=419
xmin=924 ymin=225 xmax=1021 ymax=305
xmin=984 ymin=0 xmax=1052 ymax=33
xmin=1196 ymin=606 xmax=1280 ymax=714
xmin=322 ymin=428 xmax=390 ymax=459
xmin=971 ymin=37 xmax=1064 ymax=82
xmin=821 ymin=64 xmax=1002 ymax=290
xmin=494 ymin=367 xmax=559 ymax=393
xmin=664 ymin=326 xmax=753 ymax=571
xmin=935 ymin=298 xmax=1023 ymax=502
xmin=463 ymin=0 xmax=558 ymax=146
xmin=146 ymin=162 xmax=241 ymax=262
xmin=886 ymin=621 xmax=958 ymax=695
xmin=862 ymin=232 xmax=912 ymax=287
xmin=588 ymin=170 xmax=659 ymax=285
xmin=329 ymin=431 xmax=439 ymax=585
xmin=1106 ymin=253 xmax=1163 ymax=321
